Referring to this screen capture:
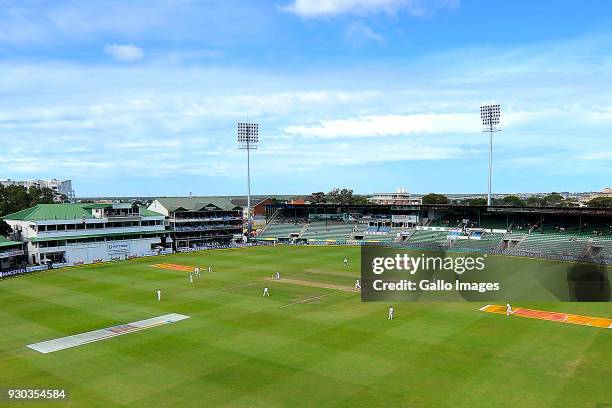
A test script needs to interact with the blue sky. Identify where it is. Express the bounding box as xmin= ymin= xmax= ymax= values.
xmin=0 ymin=0 xmax=611 ymax=197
